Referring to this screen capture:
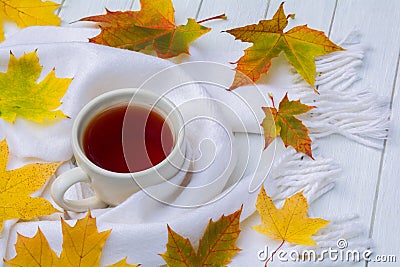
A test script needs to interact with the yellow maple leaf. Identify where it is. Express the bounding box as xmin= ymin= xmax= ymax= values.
xmin=0 ymin=140 xmax=61 ymax=231
xmin=0 ymin=50 xmax=72 ymax=123
xmin=59 ymin=211 xmax=111 ymax=266
xmin=107 ymin=258 xmax=140 ymax=267
xmin=4 ymin=228 xmax=58 ymax=266
xmin=225 ymin=2 xmax=344 ymax=89
xmin=253 ymin=186 xmax=329 ymax=246
xmin=0 ymin=24 xmax=3 ymax=41
xmin=0 ymin=0 xmax=61 ymax=41
xmin=5 ymin=211 xmax=140 ymax=267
